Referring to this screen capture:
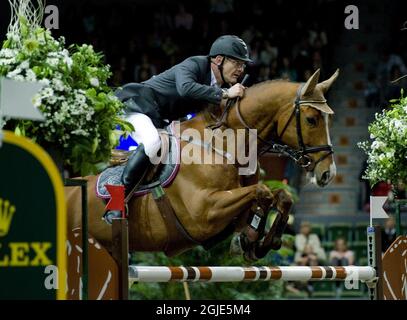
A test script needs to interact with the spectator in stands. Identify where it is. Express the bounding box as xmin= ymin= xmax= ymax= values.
xmin=259 ymin=40 xmax=278 ymax=66
xmin=294 ymin=221 xmax=326 ymax=297
xmin=104 ymin=35 xmax=251 ymax=222
xmin=329 ymin=237 xmax=355 ymax=266
xmin=174 ymin=4 xmax=194 ymax=31
xmin=381 ymin=215 xmax=397 ymax=253
xmin=256 ymin=64 xmax=271 ymax=82
xmin=294 ymin=221 xmax=327 ymax=265
xmin=133 ymin=53 xmax=157 ymax=83
xmin=279 ymin=56 xmax=297 ymax=81
xmin=329 ymin=237 xmax=355 ymax=297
